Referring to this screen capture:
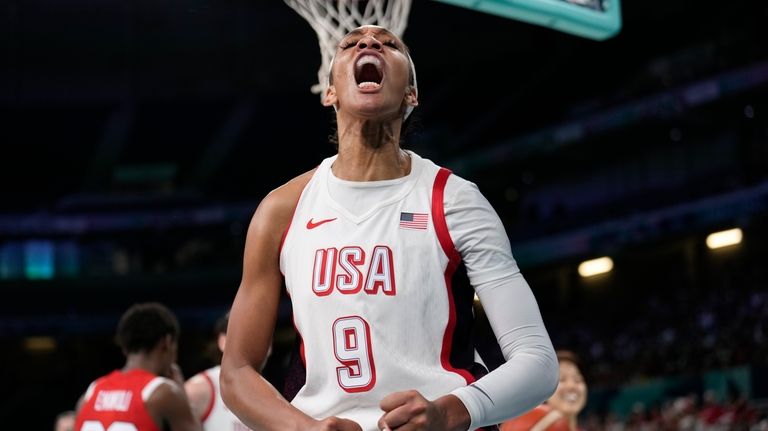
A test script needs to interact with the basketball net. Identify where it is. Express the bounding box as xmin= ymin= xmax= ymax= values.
xmin=283 ymin=0 xmax=413 ymax=98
